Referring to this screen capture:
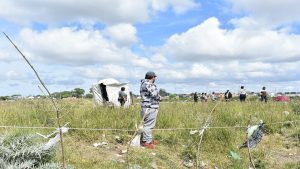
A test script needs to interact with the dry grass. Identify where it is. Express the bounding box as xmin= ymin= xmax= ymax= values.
xmin=0 ymin=99 xmax=299 ymax=168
